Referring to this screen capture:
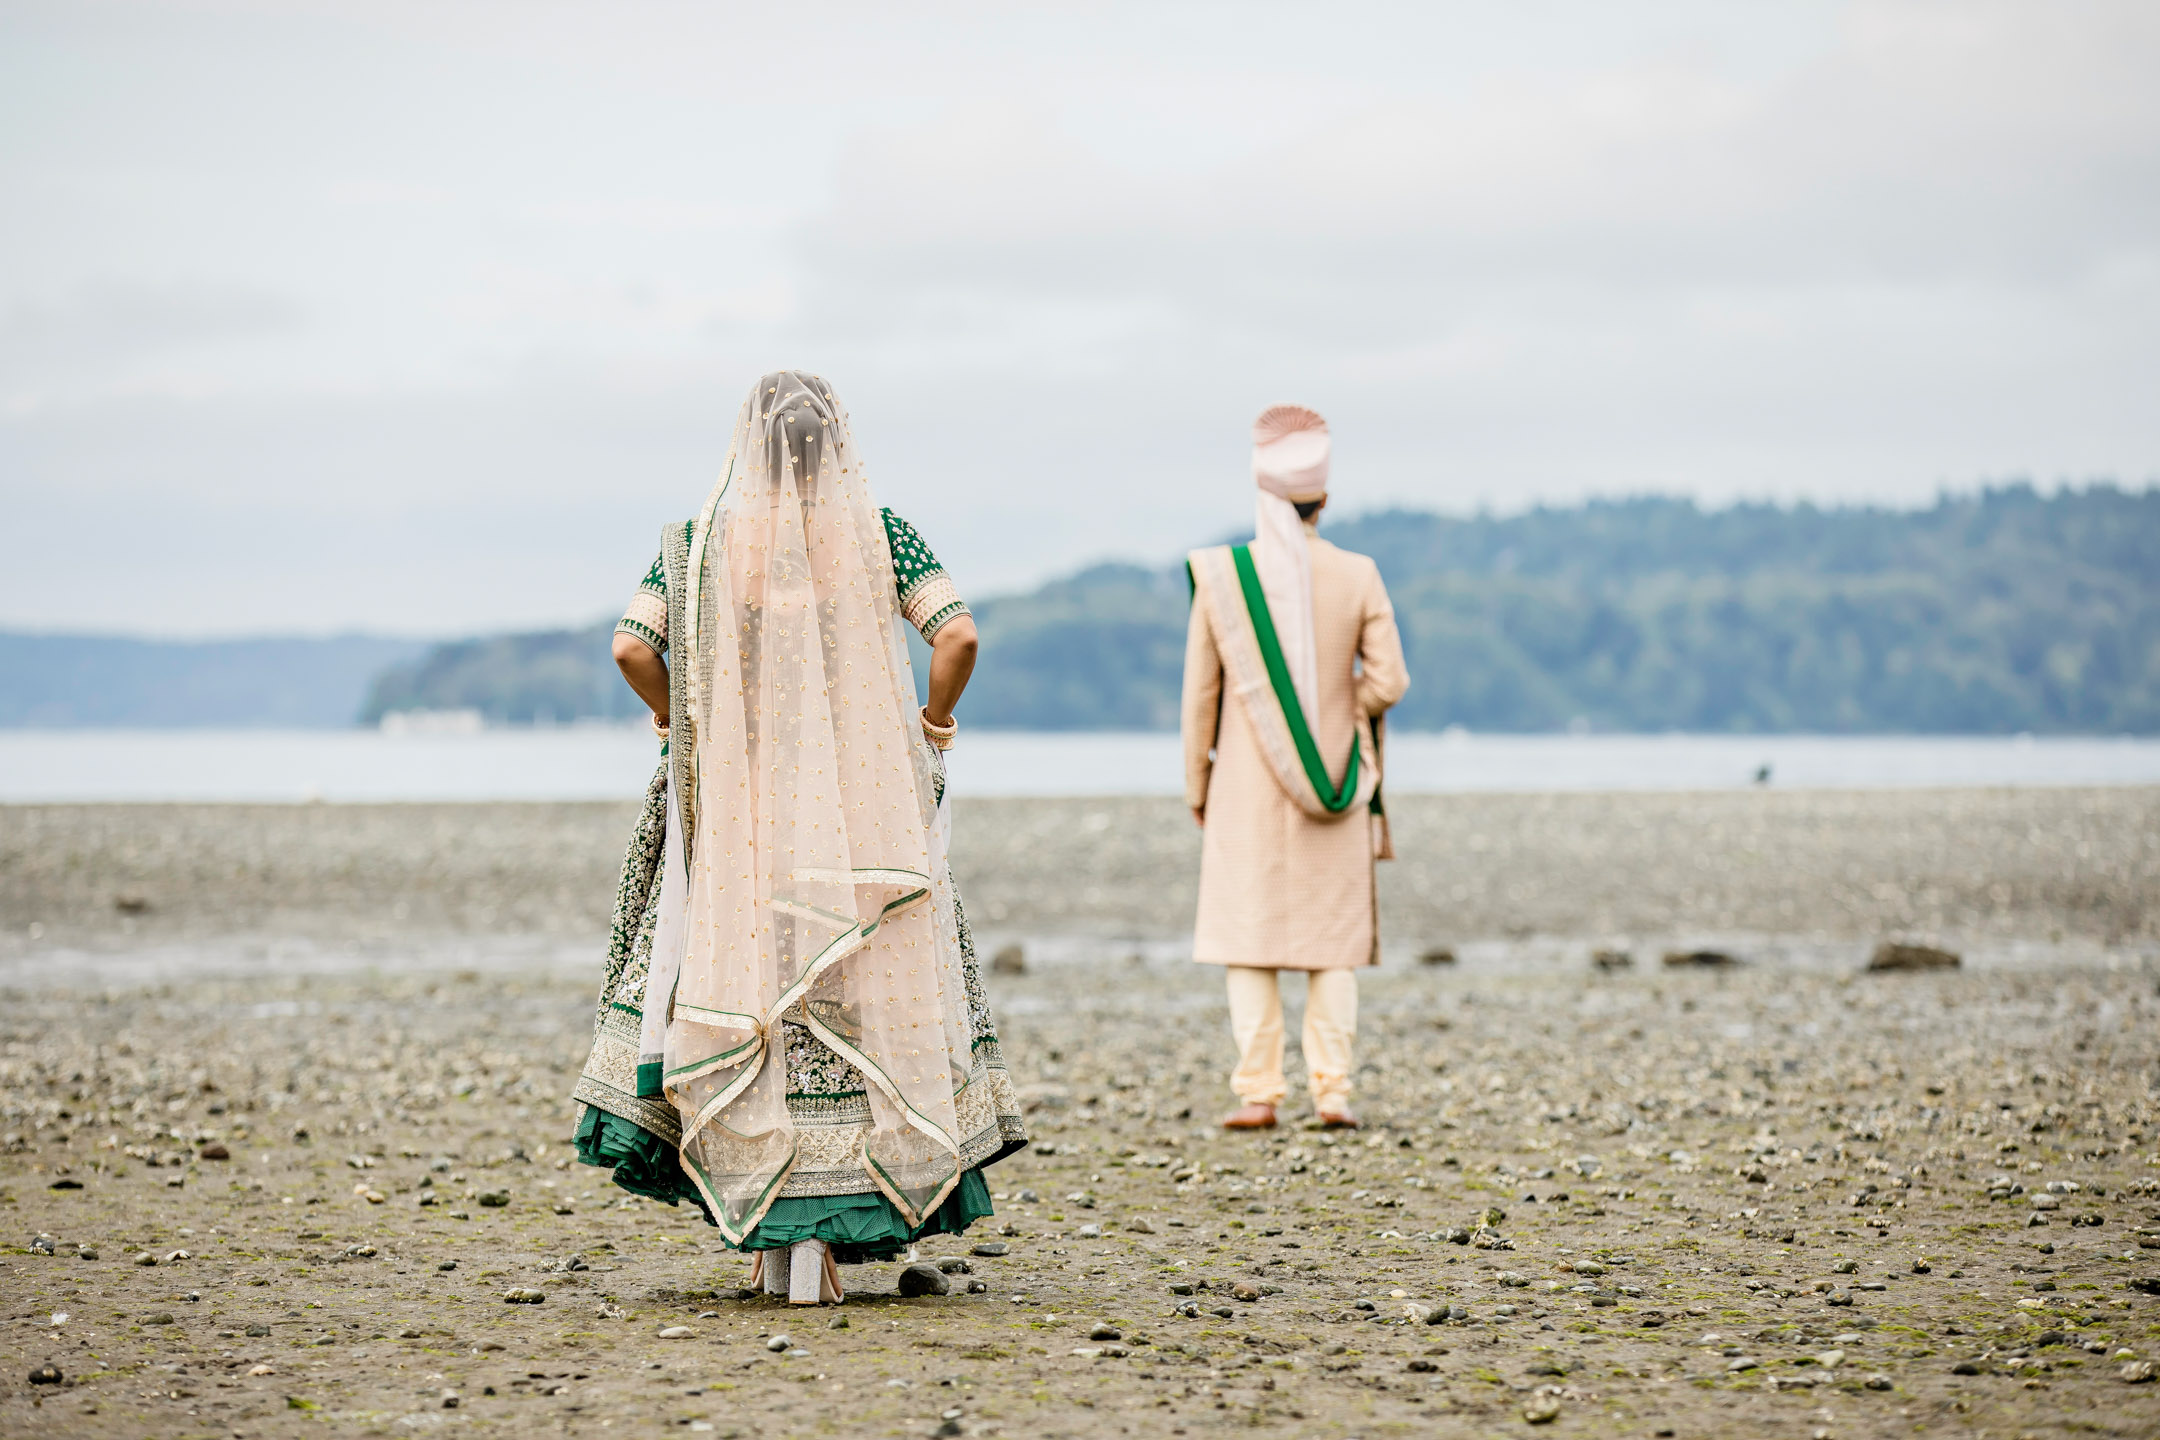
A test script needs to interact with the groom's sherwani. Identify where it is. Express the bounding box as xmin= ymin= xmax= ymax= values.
xmin=1183 ymin=529 xmax=1408 ymax=970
